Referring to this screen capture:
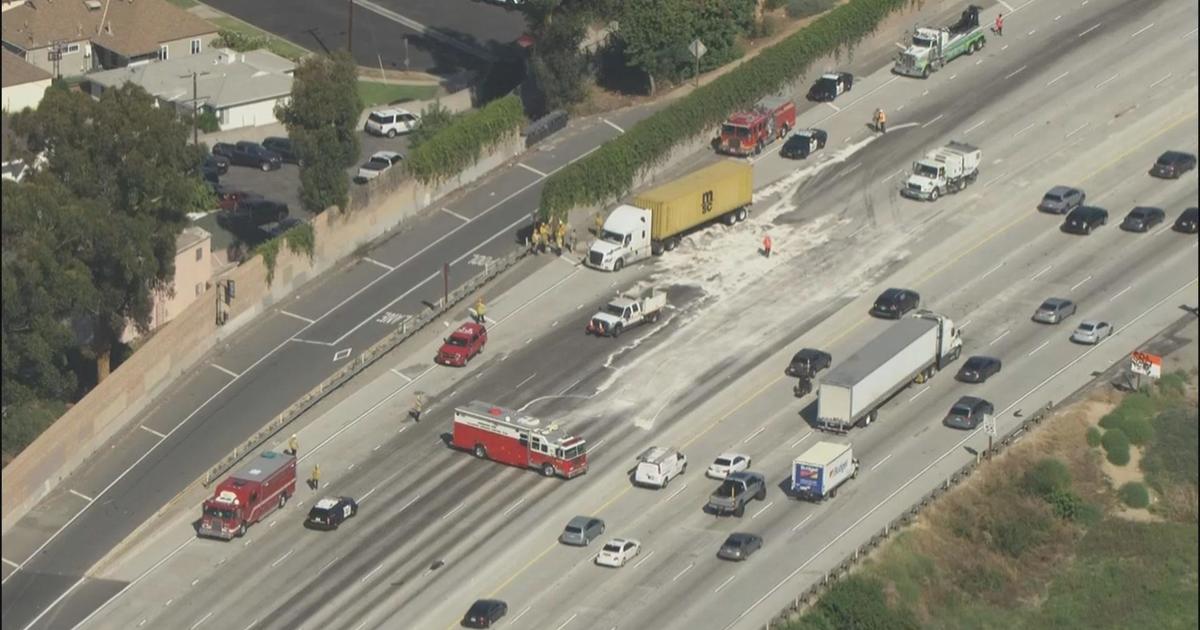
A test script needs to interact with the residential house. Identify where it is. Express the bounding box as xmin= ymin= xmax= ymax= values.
xmin=1 ymin=0 xmax=218 ymax=79
xmin=122 ymin=226 xmax=213 ymax=342
xmin=2 ymin=48 xmax=52 ymax=111
xmin=86 ymin=48 xmax=295 ymax=130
